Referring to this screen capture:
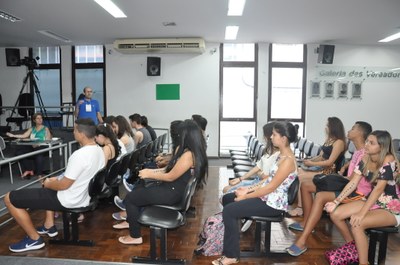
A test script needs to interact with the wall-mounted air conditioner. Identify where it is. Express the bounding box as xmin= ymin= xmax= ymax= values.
xmin=113 ymin=38 xmax=206 ymax=54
